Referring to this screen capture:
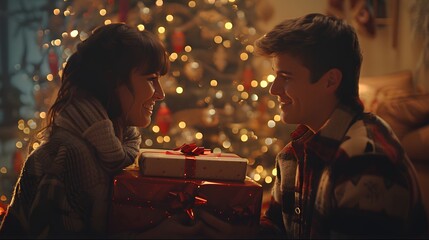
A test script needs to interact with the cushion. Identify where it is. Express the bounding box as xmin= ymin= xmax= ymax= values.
xmin=359 ymin=70 xmax=416 ymax=112
xmin=376 ymin=94 xmax=429 ymax=139
xmin=402 ymin=125 xmax=429 ymax=163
